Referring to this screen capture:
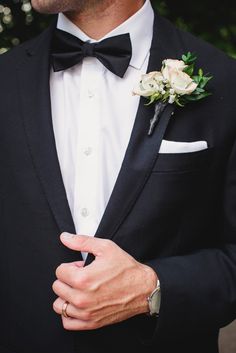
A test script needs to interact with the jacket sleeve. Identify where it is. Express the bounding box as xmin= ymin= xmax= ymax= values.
xmin=145 ymin=136 xmax=236 ymax=337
